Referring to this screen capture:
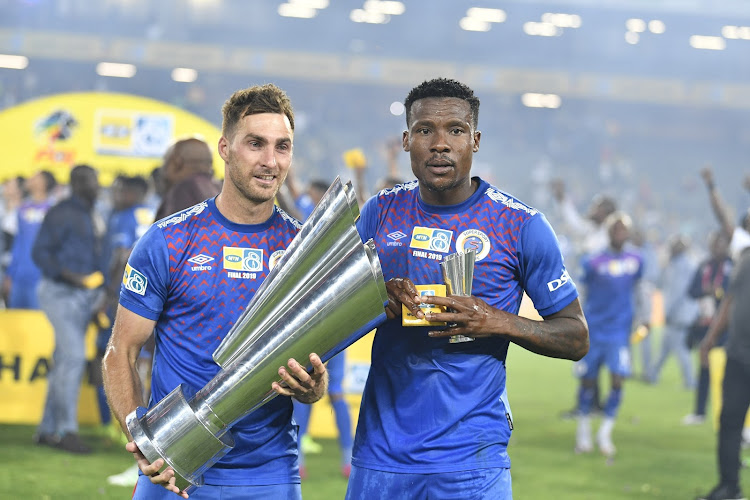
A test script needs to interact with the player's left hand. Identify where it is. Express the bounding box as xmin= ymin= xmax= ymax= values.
xmin=422 ymin=295 xmax=498 ymax=338
xmin=272 ymin=353 xmax=328 ymax=404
